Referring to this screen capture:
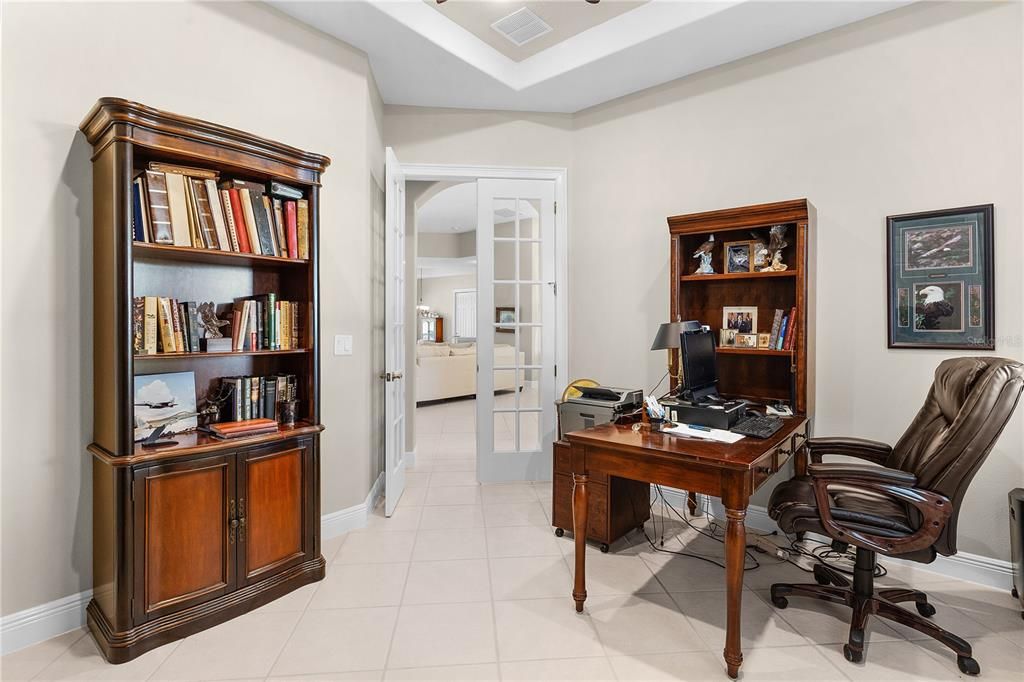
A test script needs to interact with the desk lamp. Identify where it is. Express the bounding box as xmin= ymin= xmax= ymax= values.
xmin=651 ymin=320 xmax=701 ymax=394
